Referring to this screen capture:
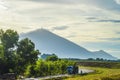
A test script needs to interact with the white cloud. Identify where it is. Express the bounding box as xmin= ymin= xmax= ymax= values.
xmin=115 ymin=0 xmax=120 ymax=4
xmin=0 ymin=0 xmax=119 ymax=36
xmin=0 ymin=0 xmax=7 ymax=10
